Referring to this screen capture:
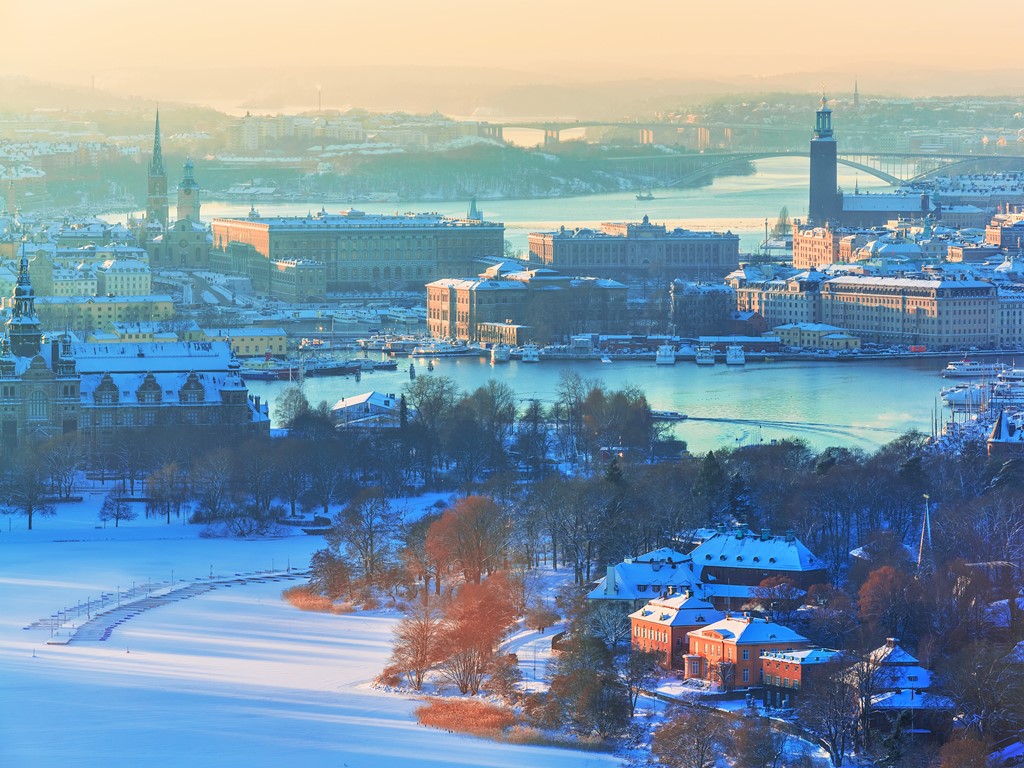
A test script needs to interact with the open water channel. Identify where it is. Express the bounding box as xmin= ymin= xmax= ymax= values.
xmin=155 ymin=157 xmax=978 ymax=453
